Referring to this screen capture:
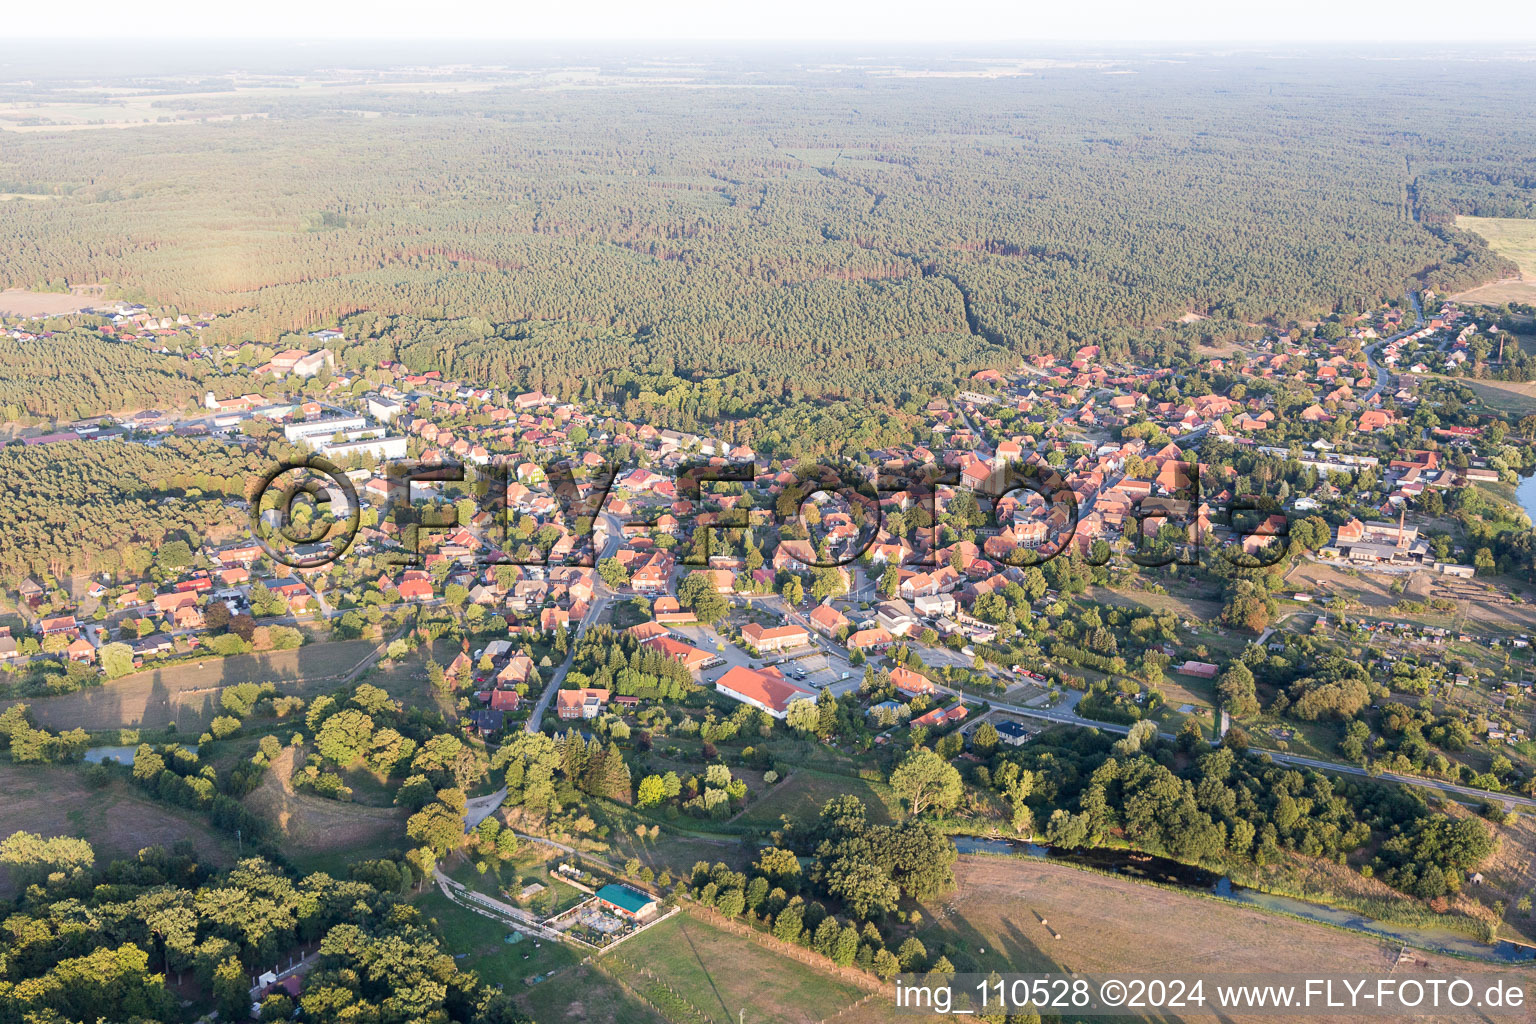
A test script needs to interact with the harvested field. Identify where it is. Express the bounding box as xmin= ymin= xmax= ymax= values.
xmin=1458 ymin=217 xmax=1536 ymax=276
xmin=0 ymin=762 xmax=237 ymax=895
xmin=243 ymin=746 xmax=405 ymax=872
xmin=1453 ymin=217 xmax=1536 ymax=305
xmin=919 ymin=855 xmax=1536 ymax=1022
xmin=0 ymin=639 xmax=378 ymax=732
xmin=0 ymin=288 xmax=92 ymax=316
xmin=1453 ymin=279 xmax=1536 ymax=306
